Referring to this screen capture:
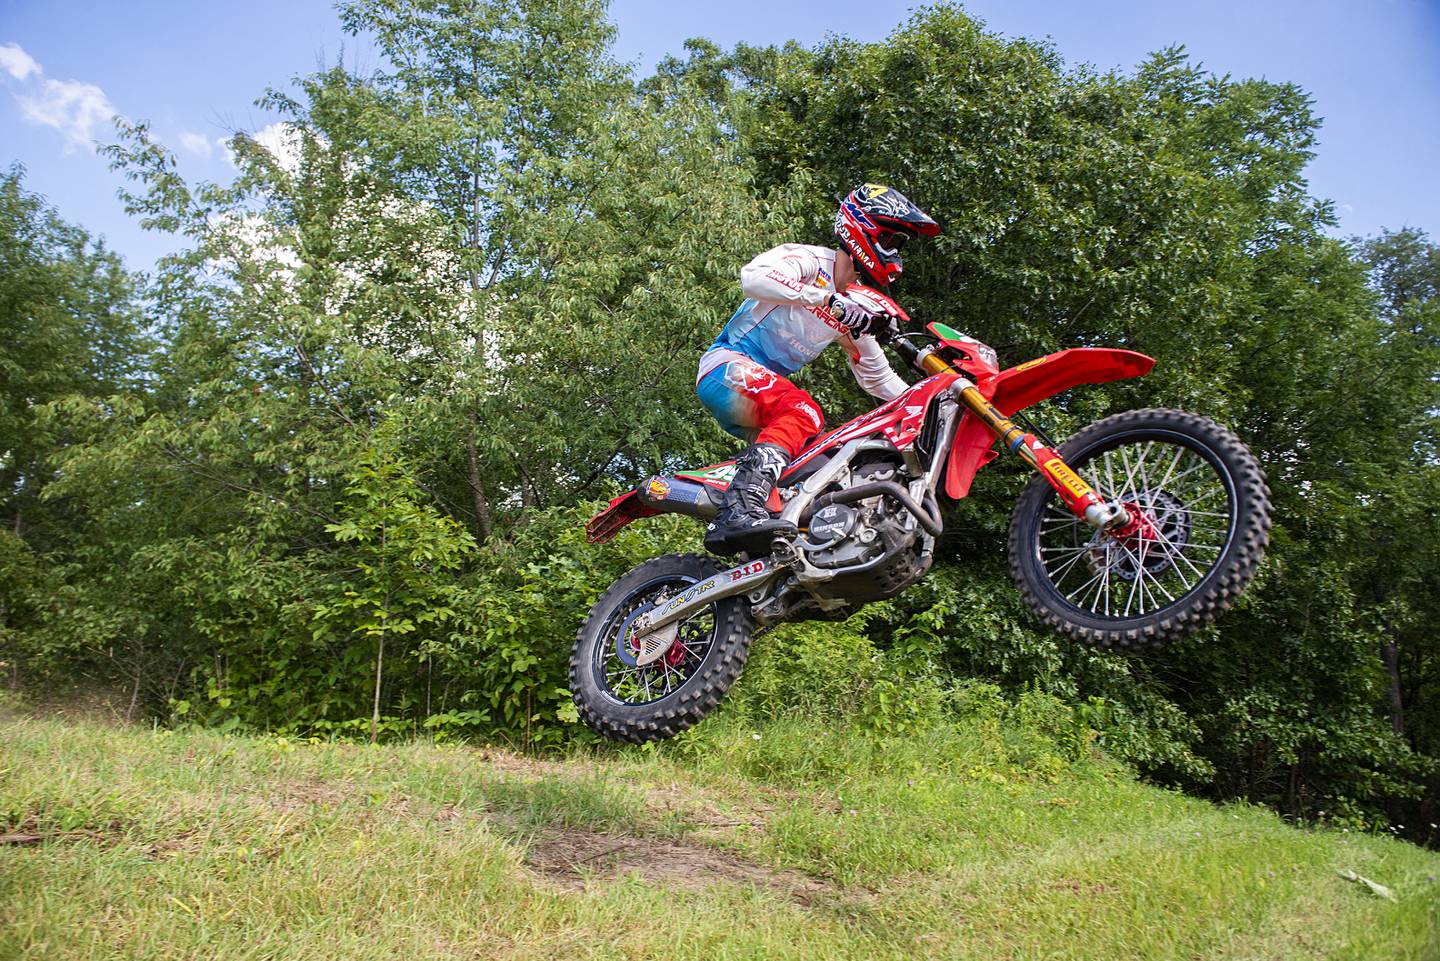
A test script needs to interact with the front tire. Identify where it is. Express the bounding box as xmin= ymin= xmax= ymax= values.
xmin=1008 ymin=408 xmax=1271 ymax=649
xmin=570 ymin=553 xmax=754 ymax=743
